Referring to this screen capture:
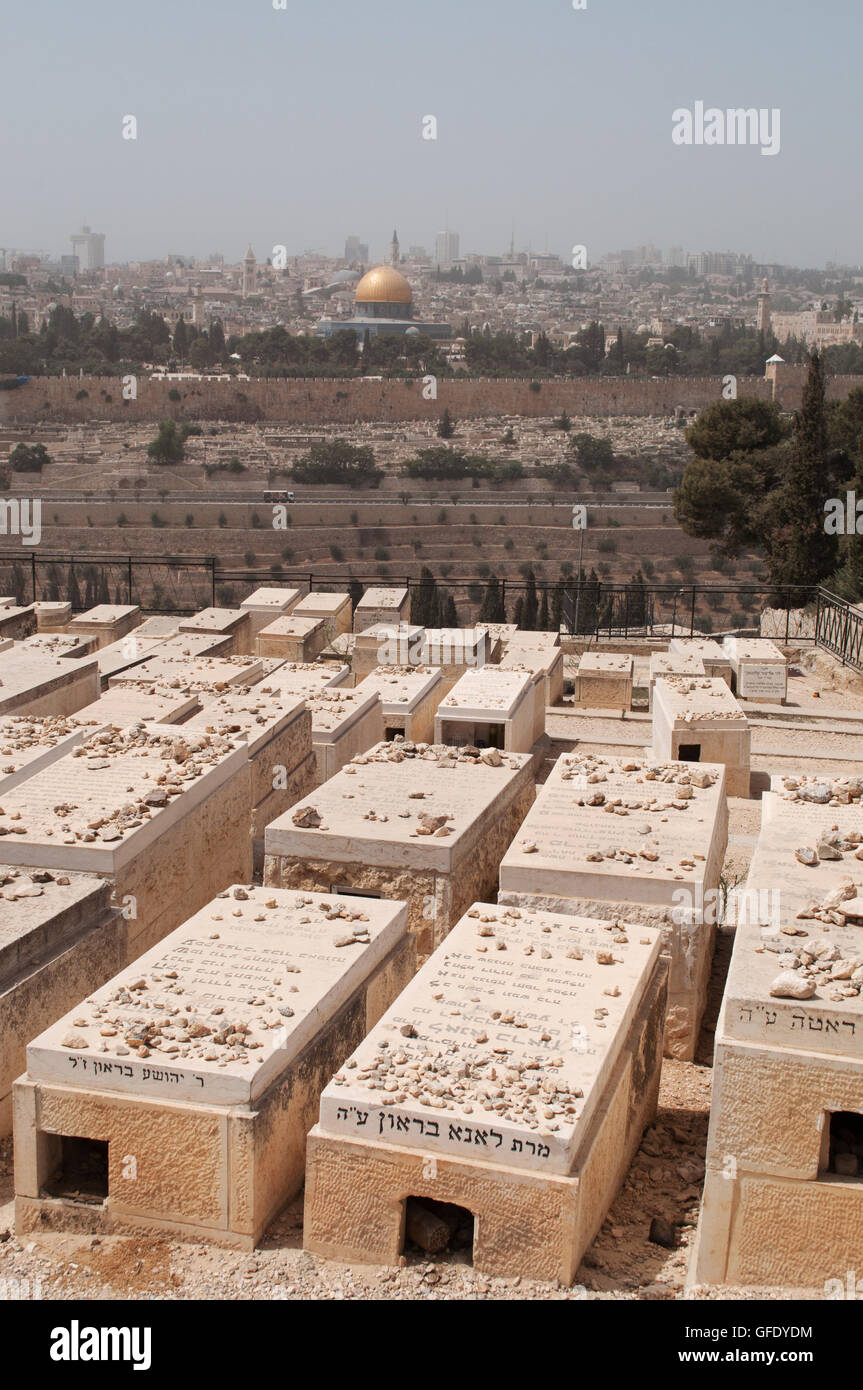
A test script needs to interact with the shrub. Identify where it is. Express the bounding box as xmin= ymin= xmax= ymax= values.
xmin=184 ymin=513 xmax=194 ymax=527
xmin=117 ymin=513 xmax=129 ymax=527
xmin=598 ymin=537 xmax=617 ymax=554
xmin=218 ymin=512 xmax=227 ymax=527
xmin=330 ymin=545 xmax=344 ymax=562
xmin=168 ymin=389 xmax=181 ymax=402
xmin=244 ymin=549 xmax=256 ymax=566
xmin=374 ymin=547 xmax=390 ymax=561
